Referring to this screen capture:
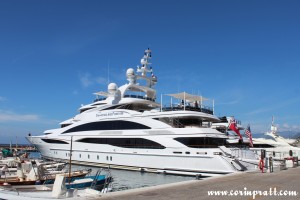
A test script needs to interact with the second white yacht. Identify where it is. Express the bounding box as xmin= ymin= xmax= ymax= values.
xmin=213 ymin=116 xmax=300 ymax=159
